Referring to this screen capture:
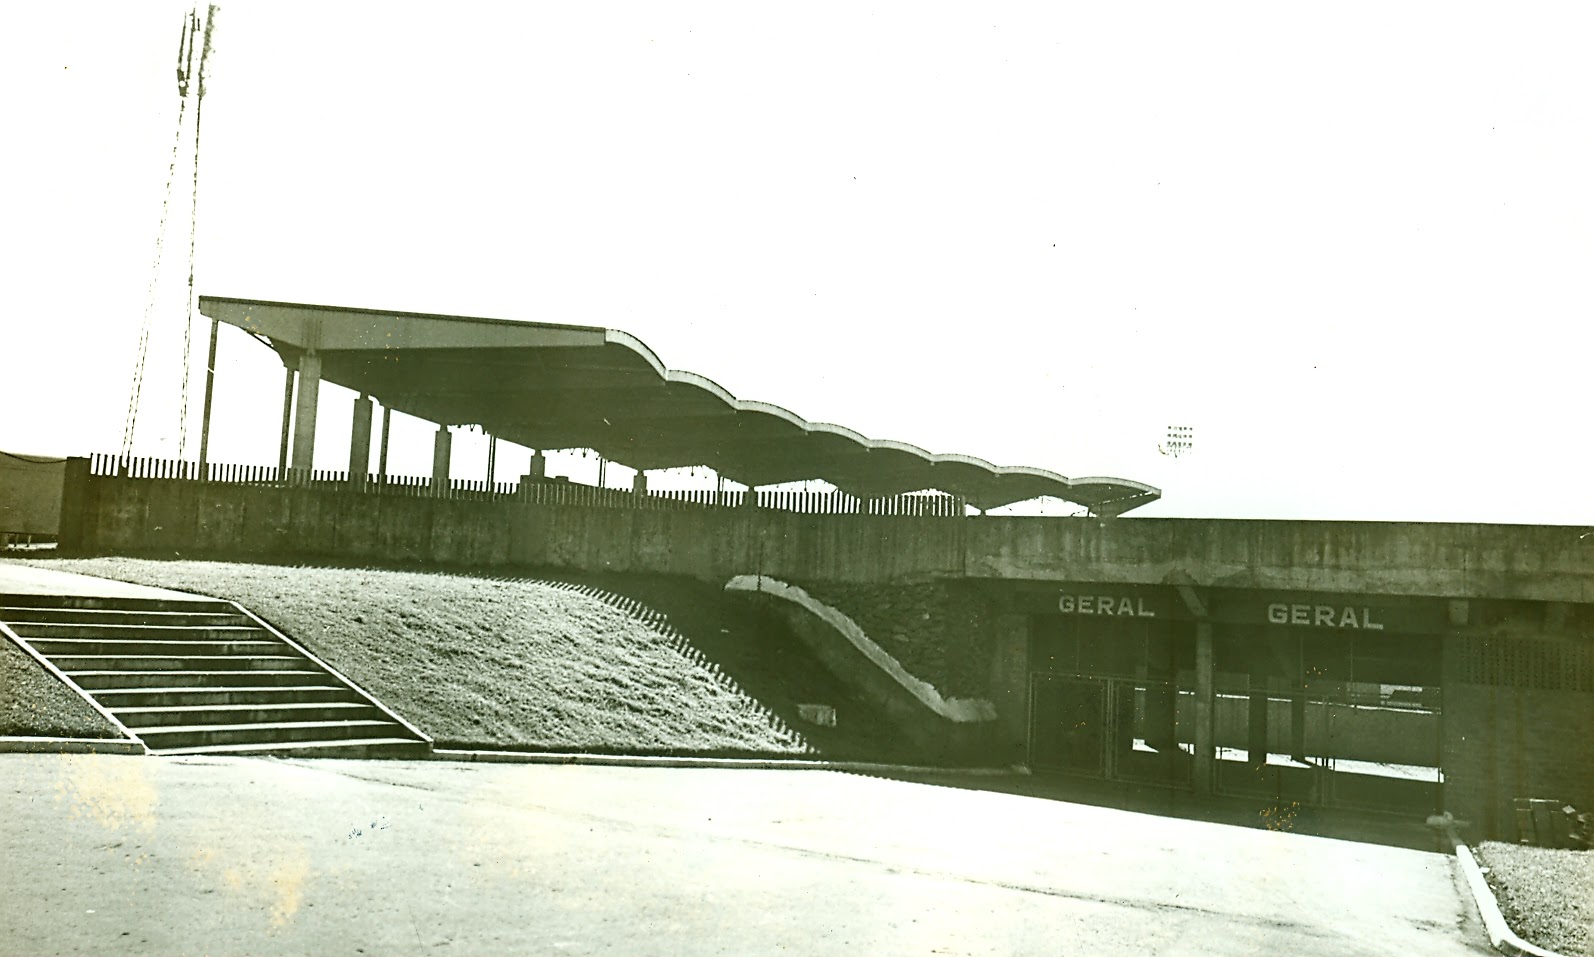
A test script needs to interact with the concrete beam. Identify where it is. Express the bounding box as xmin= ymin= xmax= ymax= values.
xmin=200 ymin=296 xmax=606 ymax=353
xmin=963 ymin=518 xmax=1594 ymax=604
xmin=1174 ymin=582 xmax=1209 ymax=619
